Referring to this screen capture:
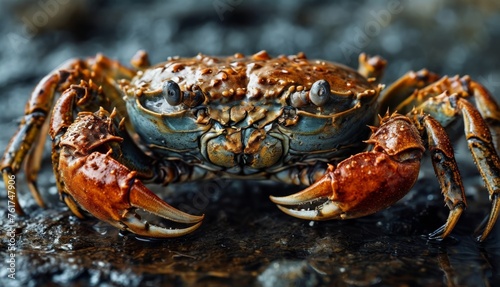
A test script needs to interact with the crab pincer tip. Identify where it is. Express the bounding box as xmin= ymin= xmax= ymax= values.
xmin=129 ymin=183 xmax=204 ymax=224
